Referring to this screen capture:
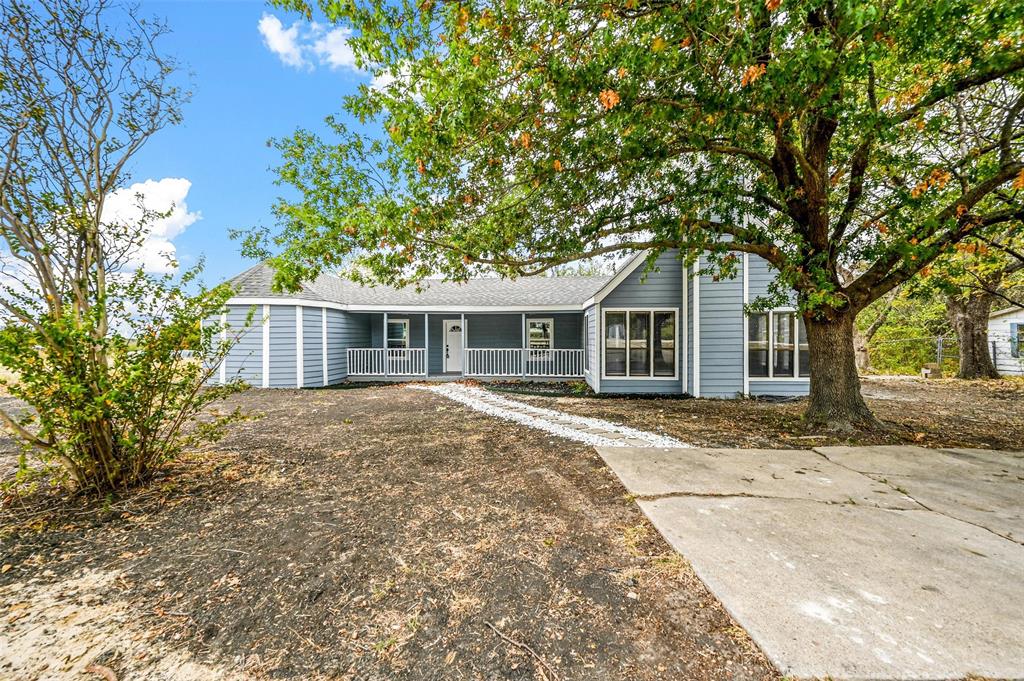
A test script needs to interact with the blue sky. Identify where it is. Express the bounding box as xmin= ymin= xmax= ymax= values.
xmin=127 ymin=0 xmax=373 ymax=286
